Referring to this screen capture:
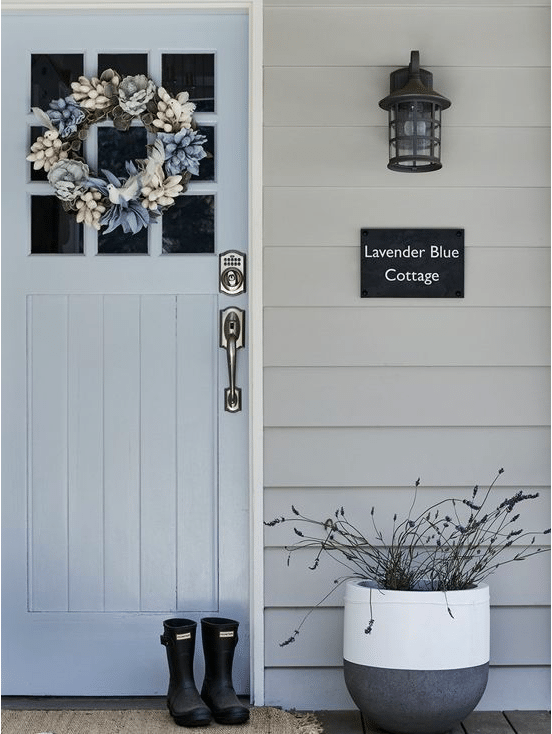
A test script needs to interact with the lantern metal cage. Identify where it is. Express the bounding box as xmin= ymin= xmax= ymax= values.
xmin=379 ymin=50 xmax=451 ymax=172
